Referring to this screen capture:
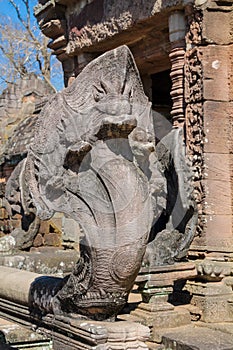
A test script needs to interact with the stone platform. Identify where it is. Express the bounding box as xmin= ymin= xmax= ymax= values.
xmin=158 ymin=323 xmax=233 ymax=350
xmin=0 ymin=317 xmax=52 ymax=349
xmin=0 ymin=266 xmax=150 ymax=349
xmin=0 ymin=248 xmax=79 ymax=276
